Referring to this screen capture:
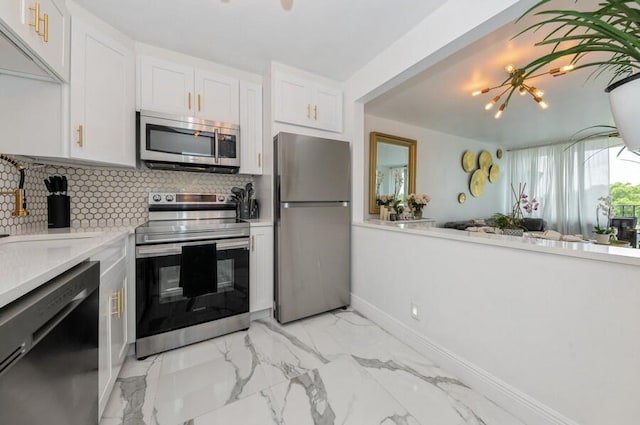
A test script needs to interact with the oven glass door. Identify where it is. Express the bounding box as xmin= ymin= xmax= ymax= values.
xmin=146 ymin=124 xmax=217 ymax=158
xmin=136 ymin=238 xmax=249 ymax=339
